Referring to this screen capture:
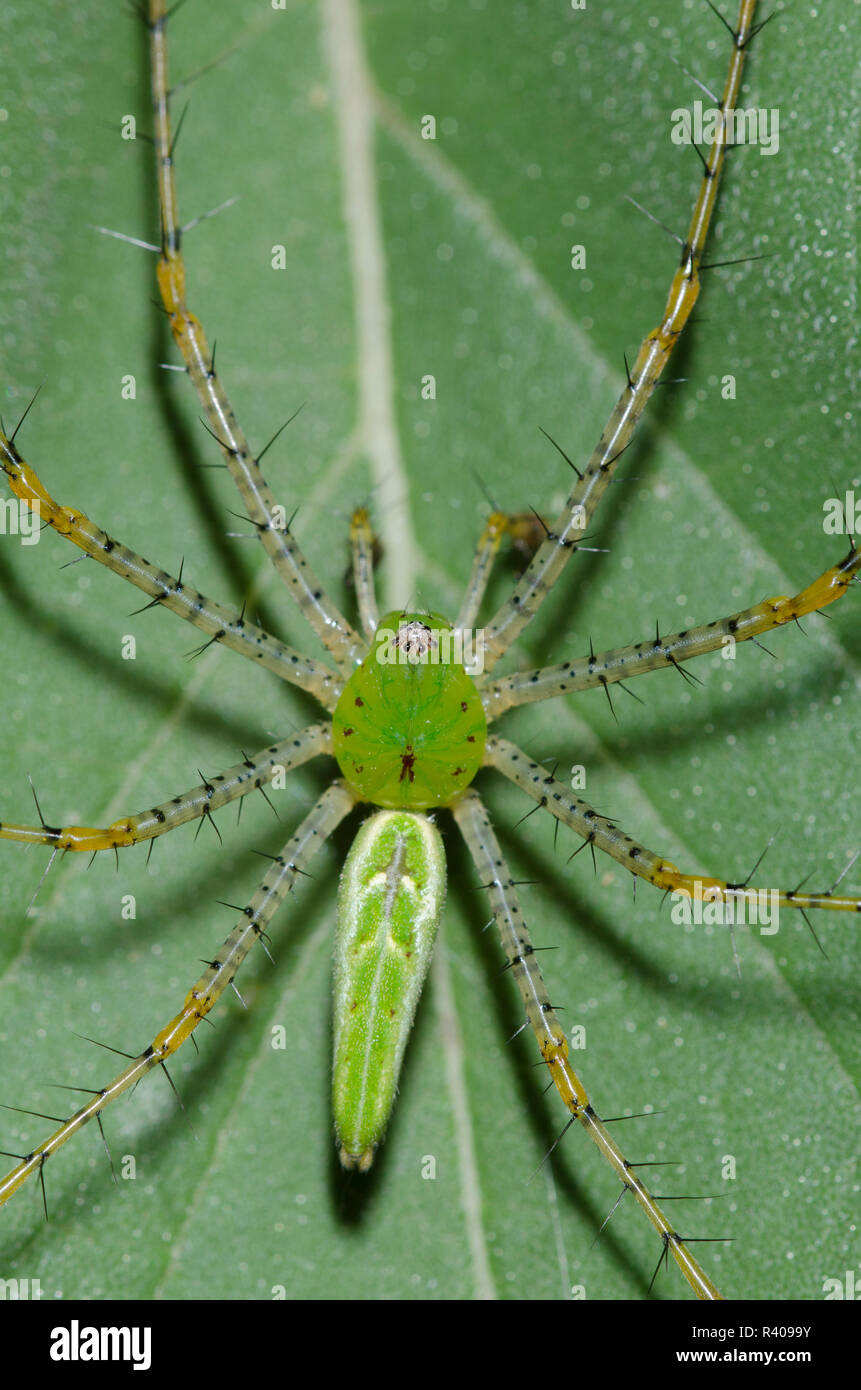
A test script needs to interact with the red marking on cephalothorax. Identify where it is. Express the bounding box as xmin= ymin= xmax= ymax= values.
xmin=399 ymin=745 xmax=416 ymax=783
